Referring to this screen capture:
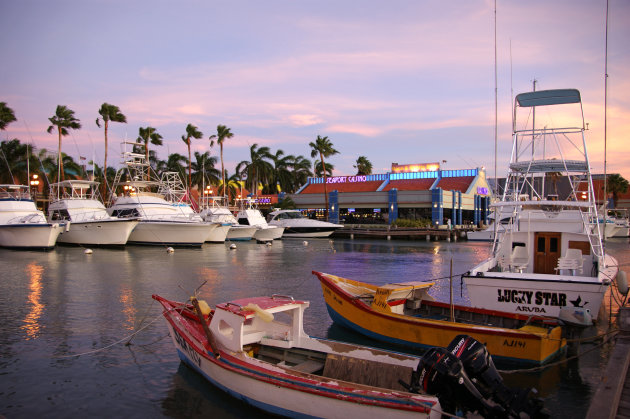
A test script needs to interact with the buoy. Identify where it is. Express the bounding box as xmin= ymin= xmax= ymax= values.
xmin=84 ymin=248 xmax=93 ymax=254
xmin=303 ymin=241 xmax=308 ymax=246
xmin=229 ymin=243 xmax=237 ymax=249
xmin=196 ymin=299 xmax=212 ymax=316
xmin=266 ymin=241 xmax=272 ymax=246
xmin=617 ymin=270 xmax=628 ymax=295
xmin=166 ymin=247 xmax=175 ymax=253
